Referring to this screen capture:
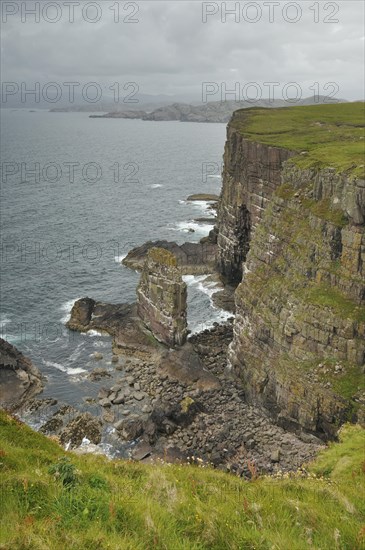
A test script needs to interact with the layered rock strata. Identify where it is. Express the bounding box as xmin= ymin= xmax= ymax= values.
xmin=137 ymin=248 xmax=188 ymax=347
xmin=216 ymin=106 xmax=365 ymax=438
